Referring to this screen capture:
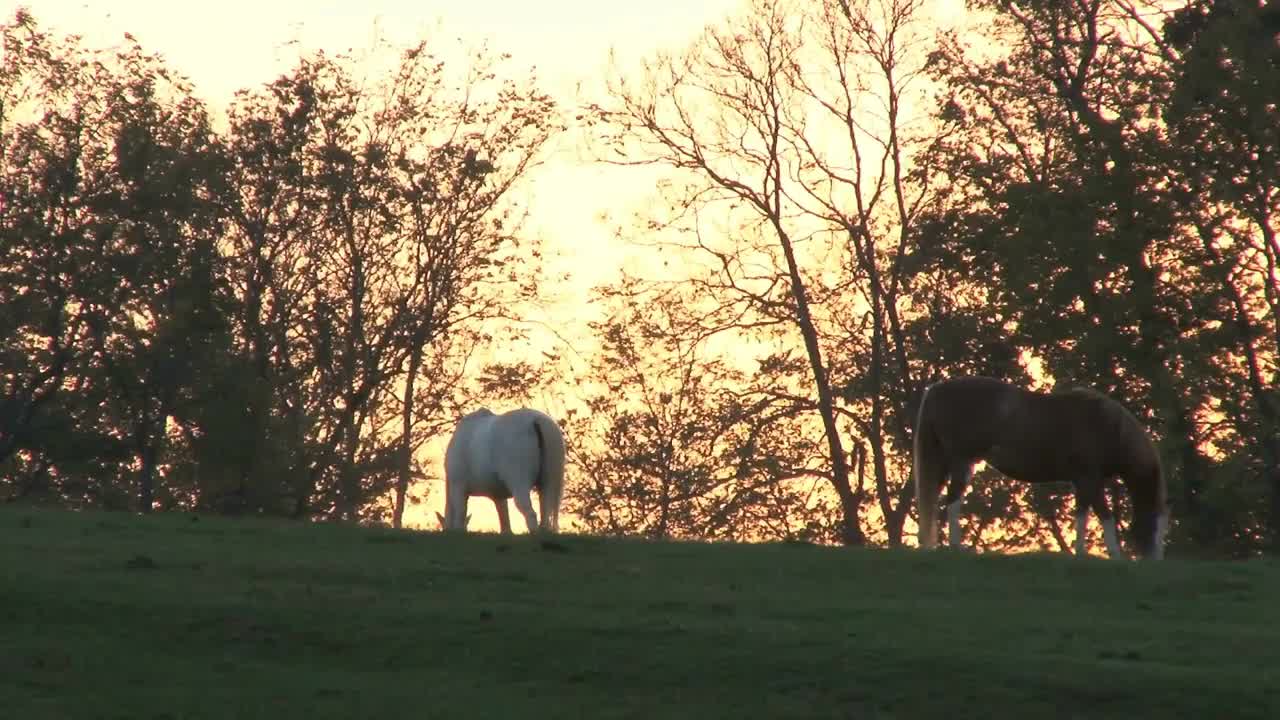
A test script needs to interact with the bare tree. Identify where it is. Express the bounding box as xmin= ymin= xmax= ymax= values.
xmin=590 ymin=0 xmax=943 ymax=544
xmin=565 ymin=277 xmax=845 ymax=541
